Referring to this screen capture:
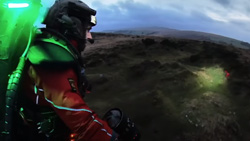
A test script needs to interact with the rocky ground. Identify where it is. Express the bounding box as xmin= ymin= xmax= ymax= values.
xmin=83 ymin=33 xmax=250 ymax=141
